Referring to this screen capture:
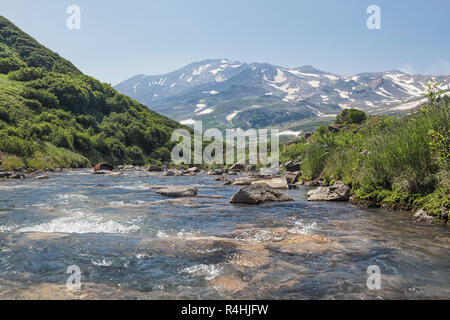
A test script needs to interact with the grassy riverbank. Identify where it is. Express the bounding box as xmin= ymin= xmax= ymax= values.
xmin=281 ymin=87 xmax=449 ymax=221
